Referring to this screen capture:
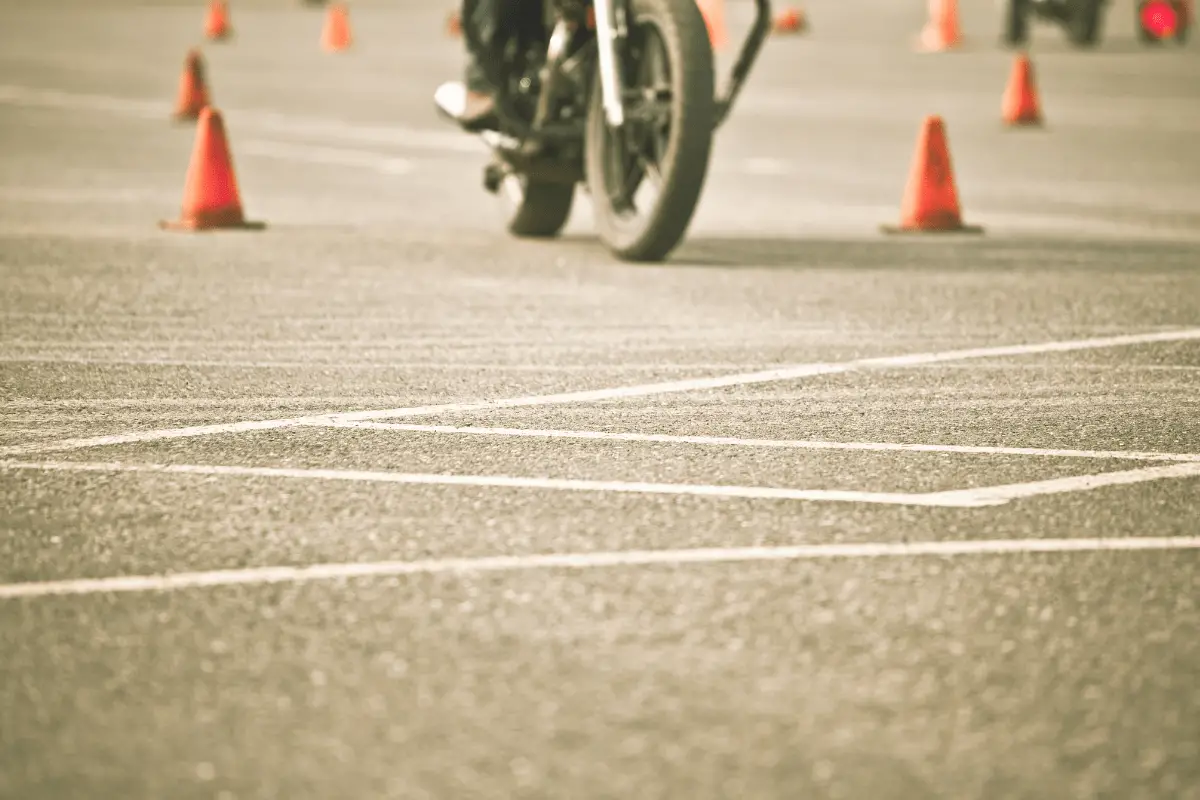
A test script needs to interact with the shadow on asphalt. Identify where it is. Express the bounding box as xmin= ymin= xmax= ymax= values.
xmin=541 ymin=236 xmax=1200 ymax=269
